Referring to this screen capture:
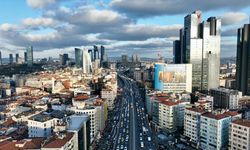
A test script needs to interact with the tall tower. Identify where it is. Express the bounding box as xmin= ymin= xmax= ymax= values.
xmin=75 ymin=48 xmax=83 ymax=67
xmin=24 ymin=52 xmax=27 ymax=62
xmin=100 ymin=46 xmax=105 ymax=62
xmin=93 ymin=45 xmax=99 ymax=60
xmin=82 ymin=49 xmax=92 ymax=74
xmin=16 ymin=53 xmax=19 ymax=63
xmin=9 ymin=54 xmax=13 ymax=64
xmin=236 ymin=24 xmax=250 ymax=95
xmin=175 ymin=11 xmax=221 ymax=92
xmin=27 ymin=46 xmax=33 ymax=66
